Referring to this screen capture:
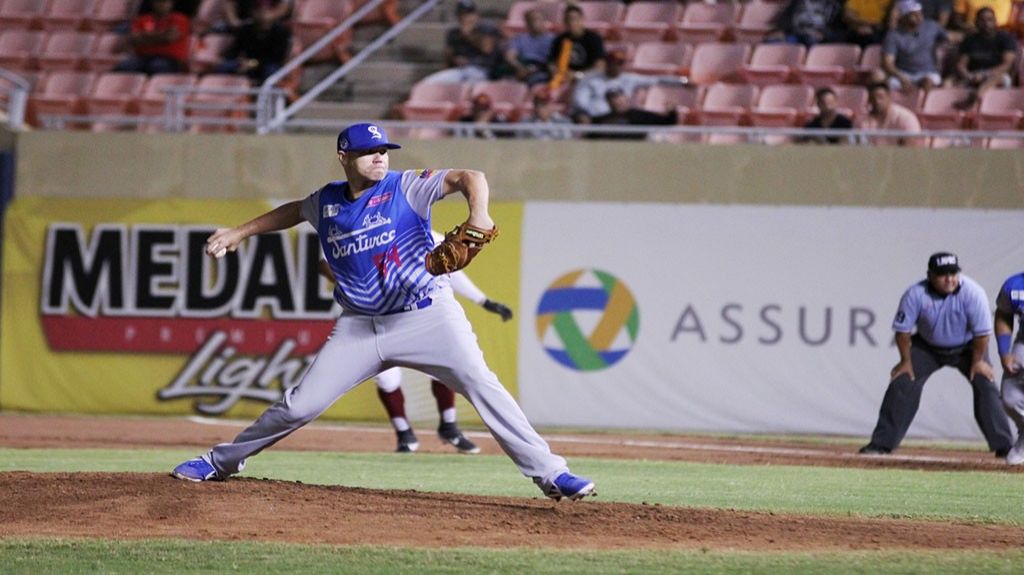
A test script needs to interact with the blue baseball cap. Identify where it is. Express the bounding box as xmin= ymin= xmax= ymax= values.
xmin=336 ymin=122 xmax=402 ymax=153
